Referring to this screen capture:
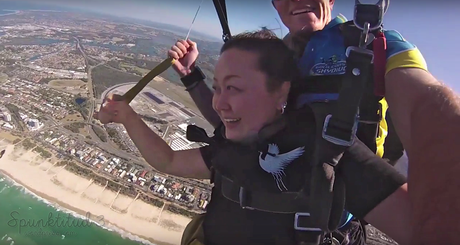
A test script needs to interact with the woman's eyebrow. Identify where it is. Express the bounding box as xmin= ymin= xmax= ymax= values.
xmin=213 ymin=74 xmax=241 ymax=82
